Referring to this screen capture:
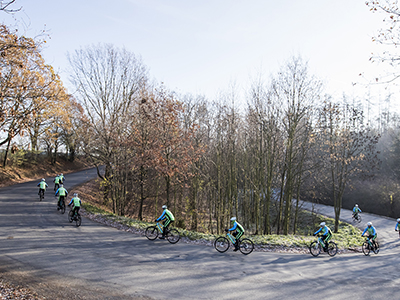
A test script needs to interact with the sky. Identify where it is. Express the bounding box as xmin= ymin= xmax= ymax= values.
xmin=0 ymin=0 xmax=397 ymax=111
